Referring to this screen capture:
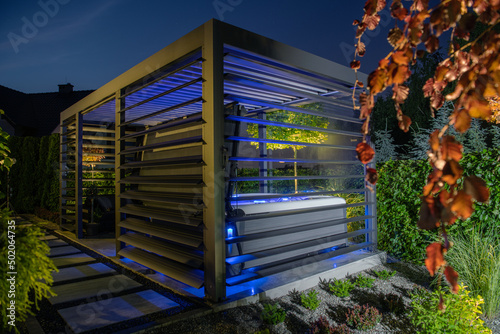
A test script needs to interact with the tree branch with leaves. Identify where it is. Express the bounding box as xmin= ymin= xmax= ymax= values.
xmin=351 ymin=0 xmax=498 ymax=299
